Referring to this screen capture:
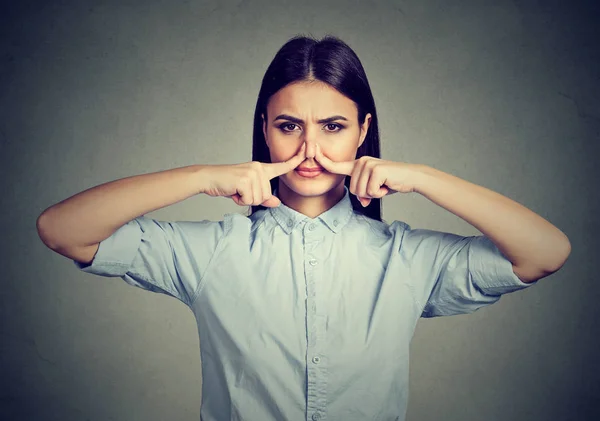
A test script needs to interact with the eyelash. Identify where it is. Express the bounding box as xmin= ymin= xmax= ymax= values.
xmin=277 ymin=123 xmax=344 ymax=133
